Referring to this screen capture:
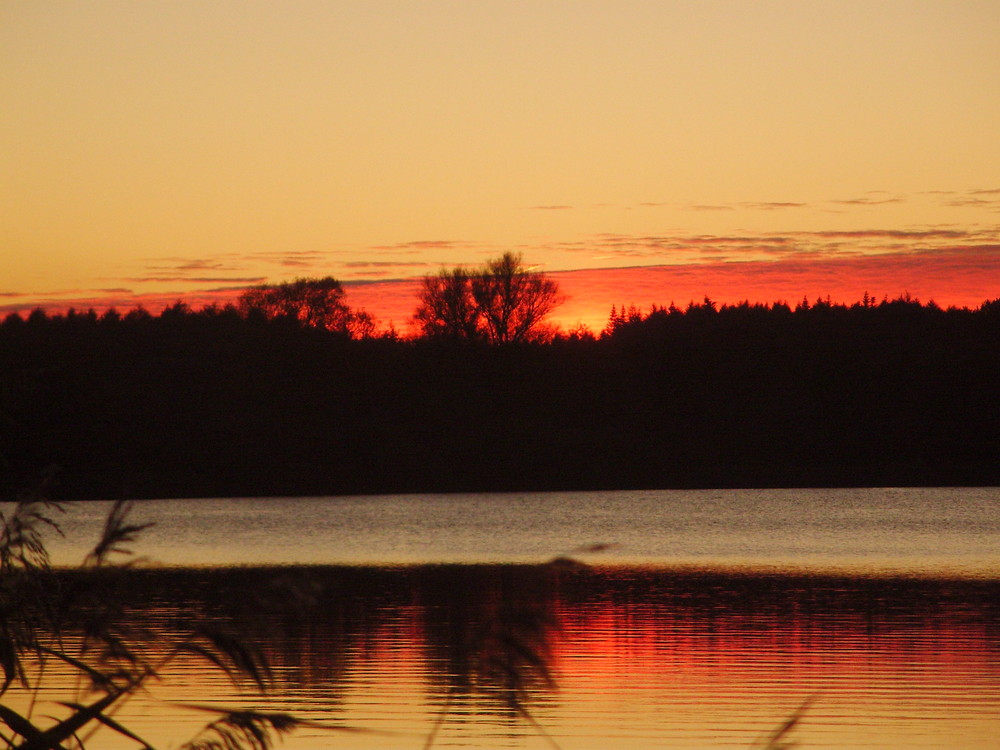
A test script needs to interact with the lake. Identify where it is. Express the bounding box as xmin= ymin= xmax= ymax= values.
xmin=17 ymin=488 xmax=1000 ymax=749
